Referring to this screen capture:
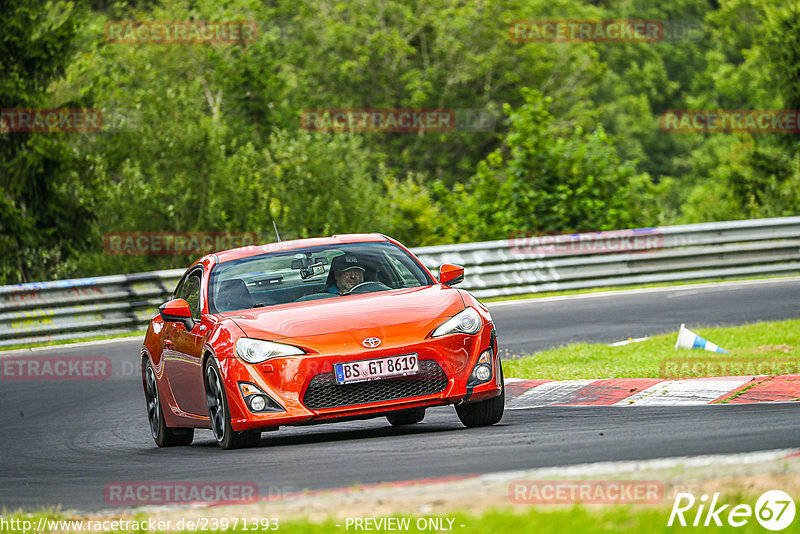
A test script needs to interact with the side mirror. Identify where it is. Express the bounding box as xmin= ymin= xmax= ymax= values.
xmin=159 ymin=299 xmax=195 ymax=331
xmin=438 ymin=264 xmax=465 ymax=286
